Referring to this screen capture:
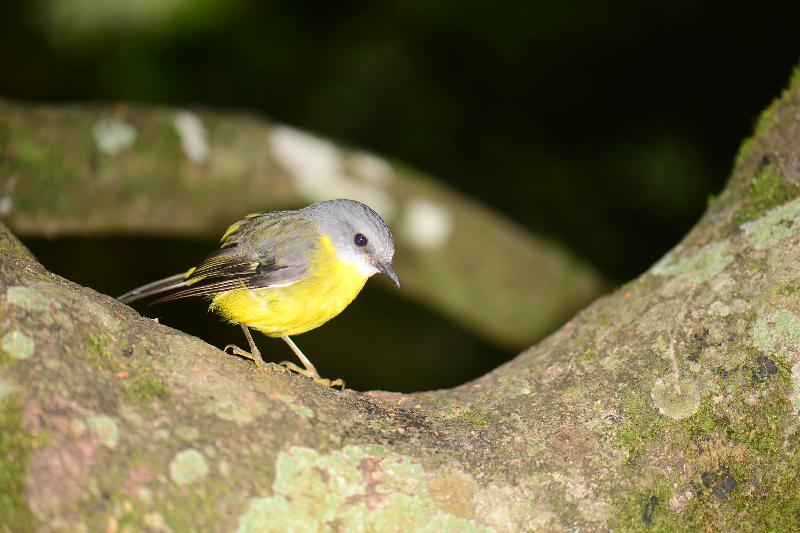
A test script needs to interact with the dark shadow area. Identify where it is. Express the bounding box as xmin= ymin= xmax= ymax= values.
xmin=25 ymin=237 xmax=511 ymax=392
